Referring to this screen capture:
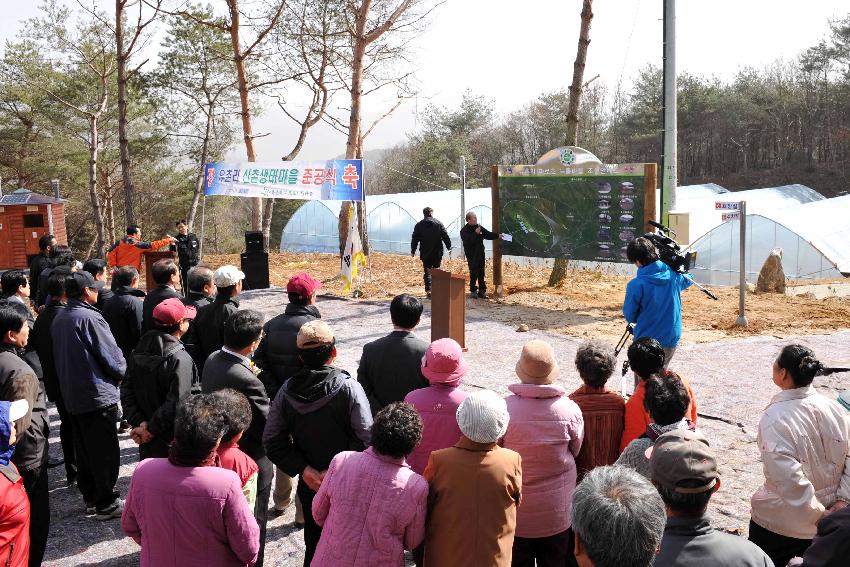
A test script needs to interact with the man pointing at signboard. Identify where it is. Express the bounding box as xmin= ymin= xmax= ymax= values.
xmin=460 ymin=212 xmax=501 ymax=299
